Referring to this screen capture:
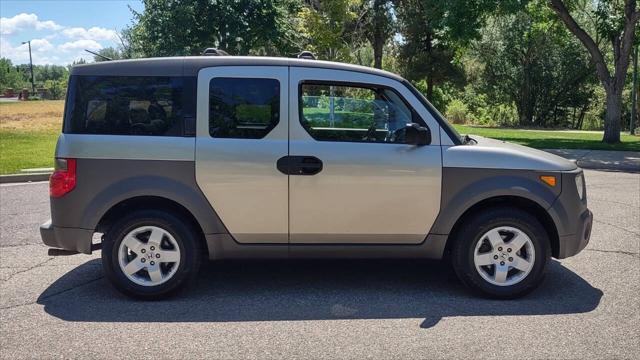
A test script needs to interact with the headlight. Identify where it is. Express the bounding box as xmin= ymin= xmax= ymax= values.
xmin=575 ymin=173 xmax=585 ymax=200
